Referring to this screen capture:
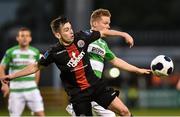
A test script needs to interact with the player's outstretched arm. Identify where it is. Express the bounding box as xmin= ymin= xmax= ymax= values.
xmin=0 ymin=63 xmax=42 ymax=80
xmin=110 ymin=57 xmax=151 ymax=75
xmin=100 ymin=29 xmax=134 ymax=48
